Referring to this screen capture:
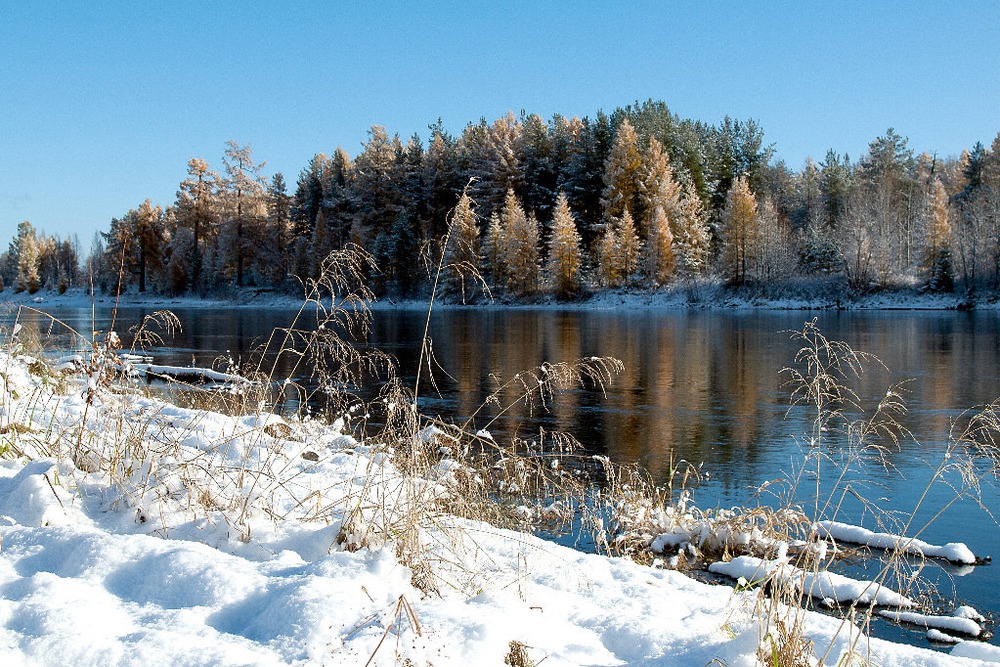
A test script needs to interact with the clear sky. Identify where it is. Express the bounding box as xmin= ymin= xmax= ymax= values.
xmin=1 ymin=2 xmax=998 ymax=249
